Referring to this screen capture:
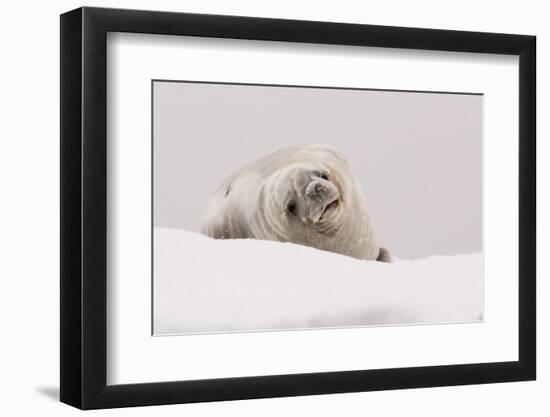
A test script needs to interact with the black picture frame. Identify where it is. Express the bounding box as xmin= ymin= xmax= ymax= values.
xmin=60 ymin=6 xmax=536 ymax=410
